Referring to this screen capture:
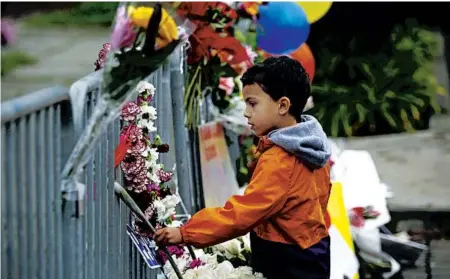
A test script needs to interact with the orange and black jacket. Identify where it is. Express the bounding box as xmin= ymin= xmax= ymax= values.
xmin=180 ymin=115 xmax=332 ymax=250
